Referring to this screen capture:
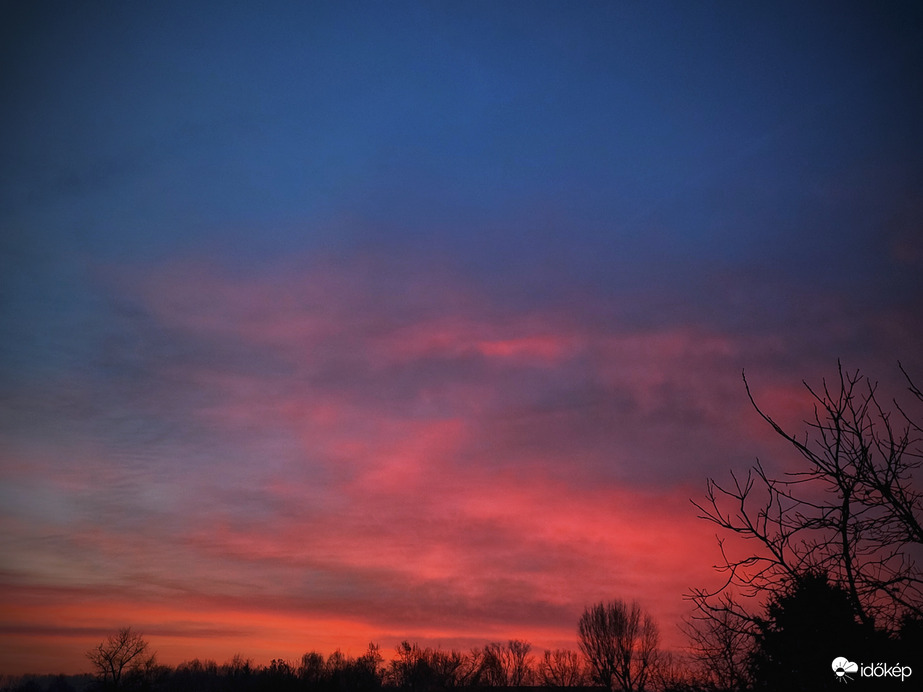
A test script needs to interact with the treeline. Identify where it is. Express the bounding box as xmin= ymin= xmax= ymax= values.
xmin=2 ymin=641 xmax=604 ymax=692
xmin=71 ymin=595 xmax=682 ymax=692
xmin=165 ymin=641 xmax=591 ymax=691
